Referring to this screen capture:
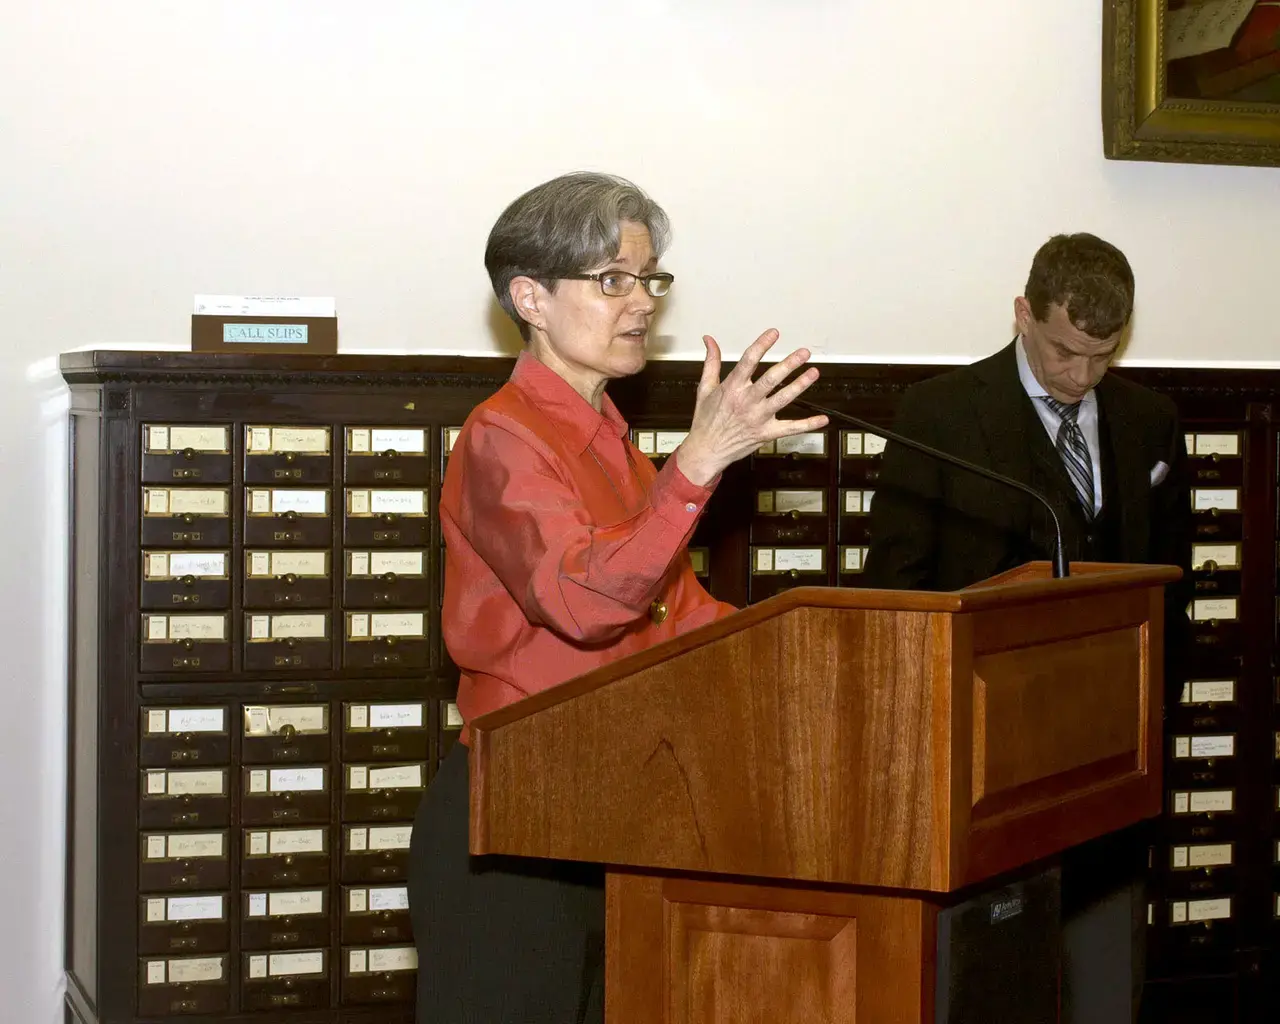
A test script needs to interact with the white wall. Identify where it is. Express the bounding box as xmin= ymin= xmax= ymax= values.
xmin=2 ymin=2 xmax=1278 ymax=1021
